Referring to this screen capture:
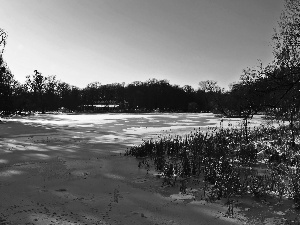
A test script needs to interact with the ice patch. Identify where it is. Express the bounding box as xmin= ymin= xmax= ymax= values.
xmin=170 ymin=193 xmax=194 ymax=200
xmin=0 ymin=170 xmax=24 ymax=177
